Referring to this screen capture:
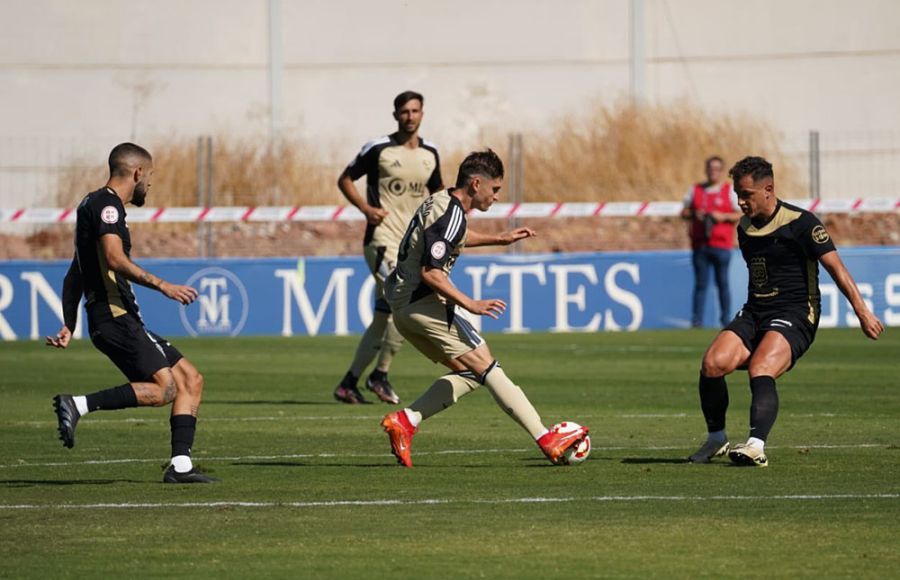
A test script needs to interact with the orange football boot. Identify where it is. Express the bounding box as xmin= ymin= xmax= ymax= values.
xmin=538 ymin=425 xmax=590 ymax=465
xmin=381 ymin=411 xmax=418 ymax=468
